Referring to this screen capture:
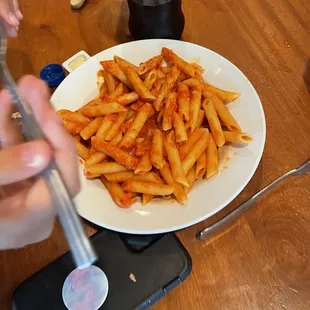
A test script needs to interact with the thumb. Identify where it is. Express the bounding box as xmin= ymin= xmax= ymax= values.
xmin=0 ymin=140 xmax=52 ymax=186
